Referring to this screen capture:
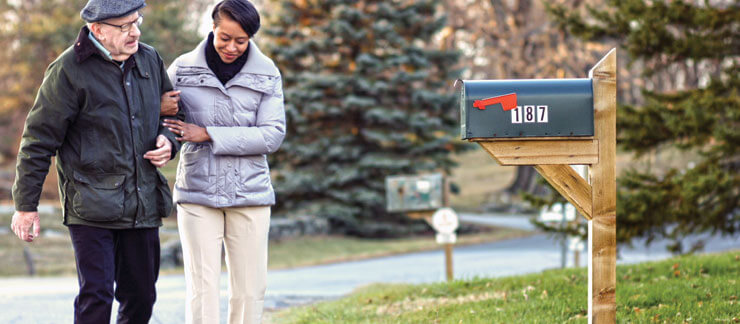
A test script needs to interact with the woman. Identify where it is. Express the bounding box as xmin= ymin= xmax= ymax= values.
xmin=162 ymin=0 xmax=285 ymax=323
